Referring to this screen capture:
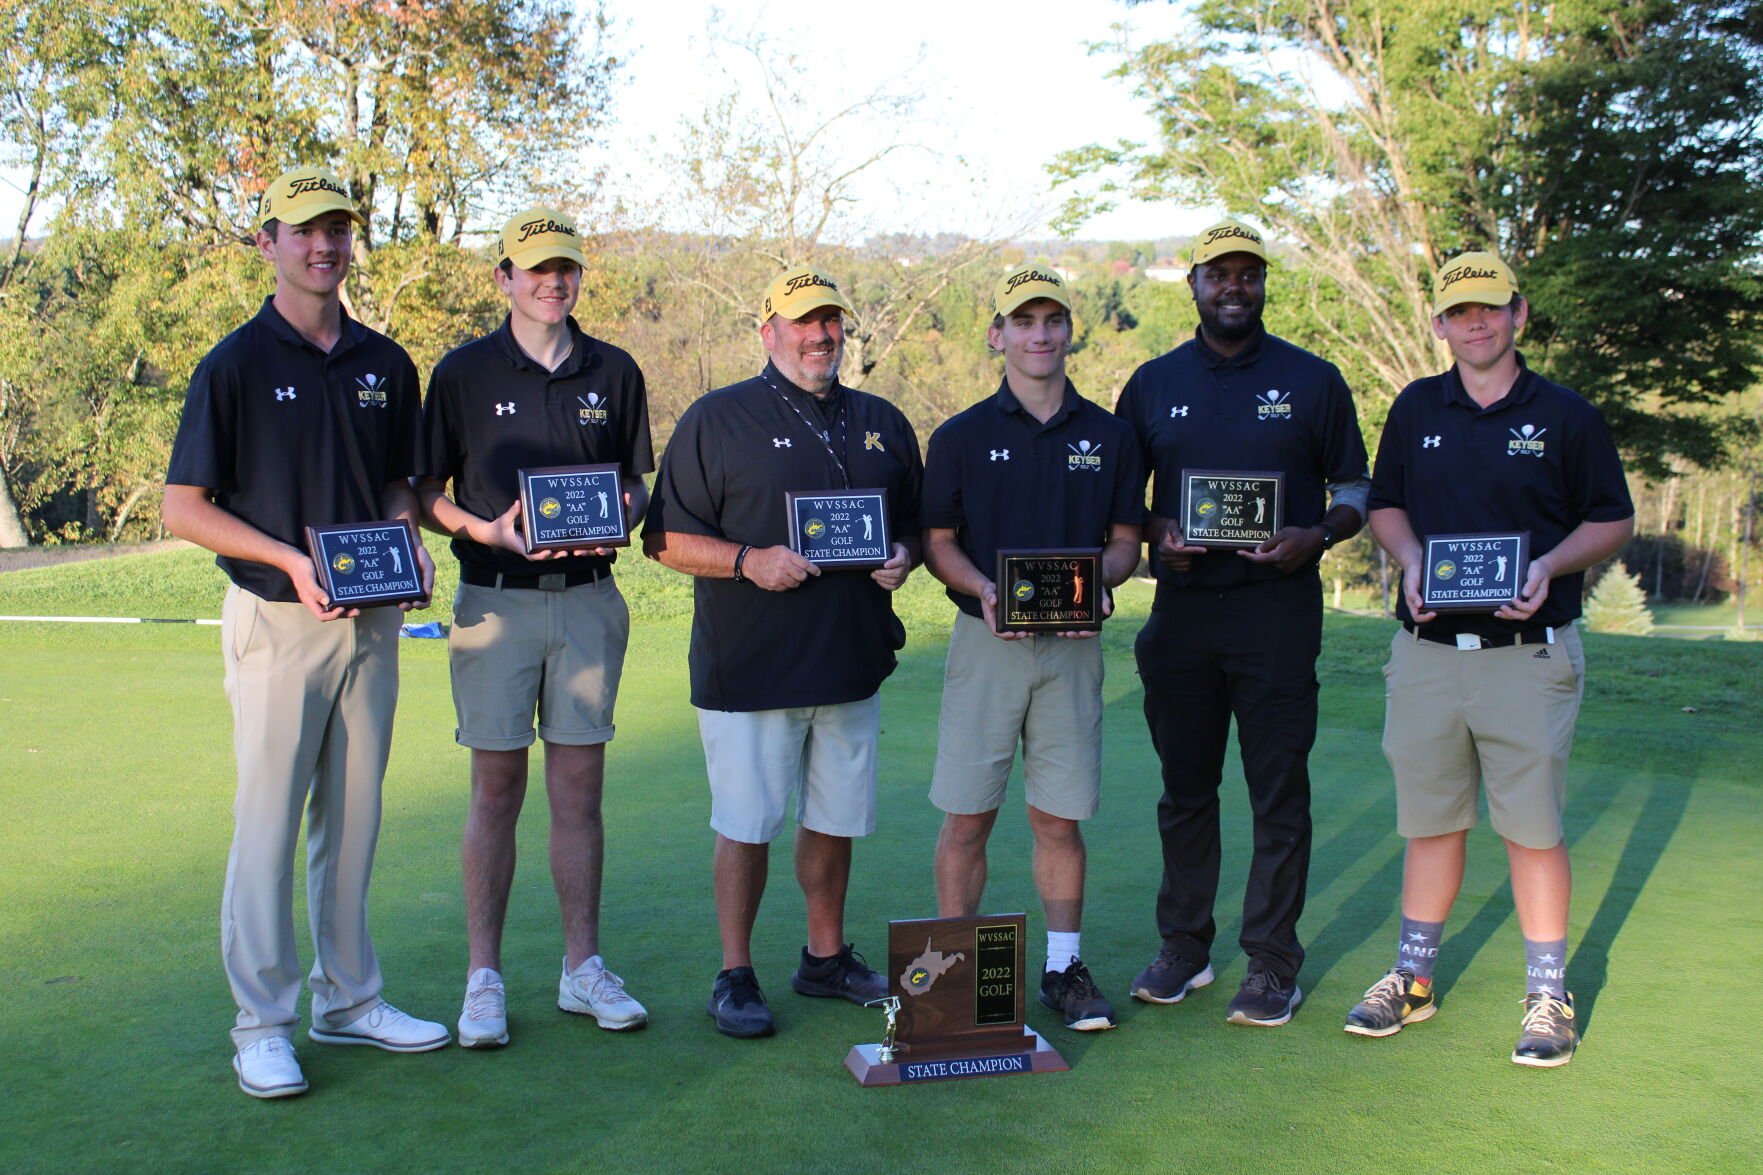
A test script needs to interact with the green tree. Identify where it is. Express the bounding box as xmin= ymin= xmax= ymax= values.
xmin=1584 ymin=564 xmax=1655 ymax=635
